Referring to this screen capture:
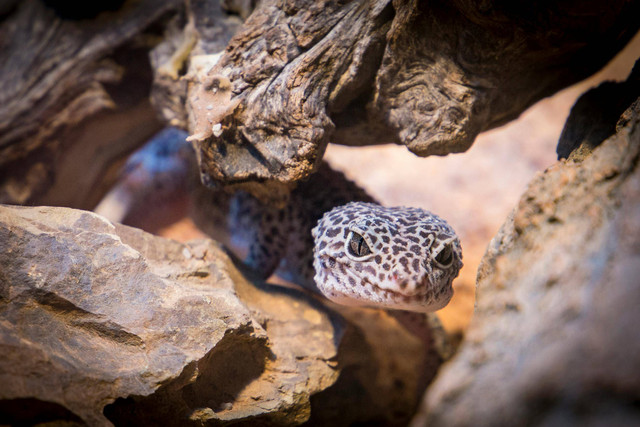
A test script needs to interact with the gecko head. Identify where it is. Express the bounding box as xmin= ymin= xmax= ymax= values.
xmin=311 ymin=202 xmax=462 ymax=312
